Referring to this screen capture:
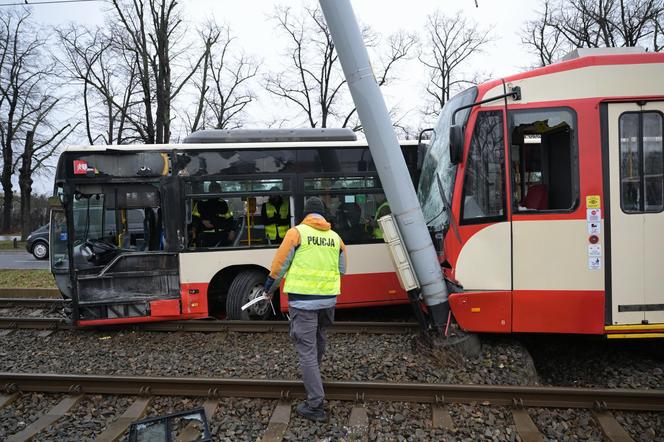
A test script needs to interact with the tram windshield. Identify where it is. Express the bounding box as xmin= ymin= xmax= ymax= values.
xmin=418 ymin=87 xmax=477 ymax=231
